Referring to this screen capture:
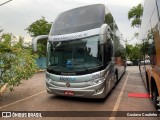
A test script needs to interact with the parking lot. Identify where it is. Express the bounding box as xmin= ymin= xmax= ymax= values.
xmin=0 ymin=66 xmax=159 ymax=120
